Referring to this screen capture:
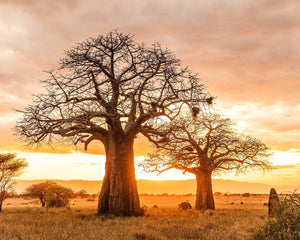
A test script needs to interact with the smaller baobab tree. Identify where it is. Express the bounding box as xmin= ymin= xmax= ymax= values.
xmin=0 ymin=152 xmax=28 ymax=212
xmin=141 ymin=112 xmax=272 ymax=210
